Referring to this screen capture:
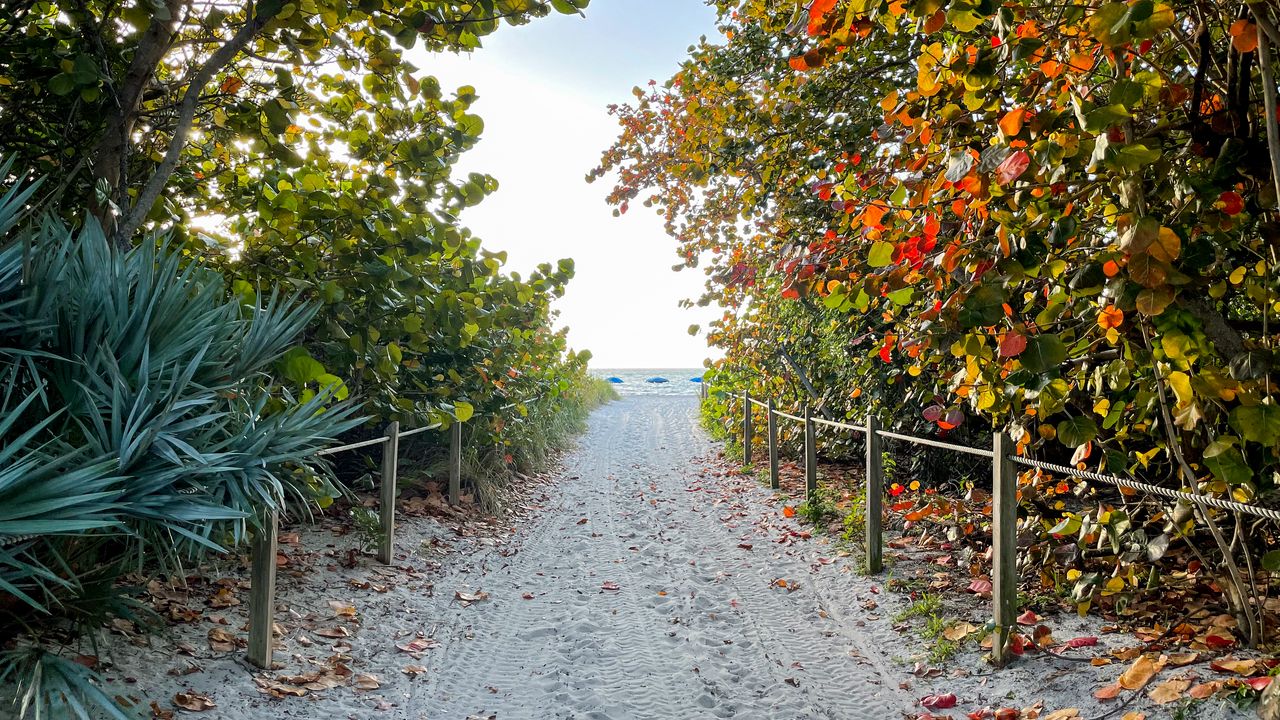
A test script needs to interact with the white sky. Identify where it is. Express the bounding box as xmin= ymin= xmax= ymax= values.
xmin=414 ymin=0 xmax=721 ymax=369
